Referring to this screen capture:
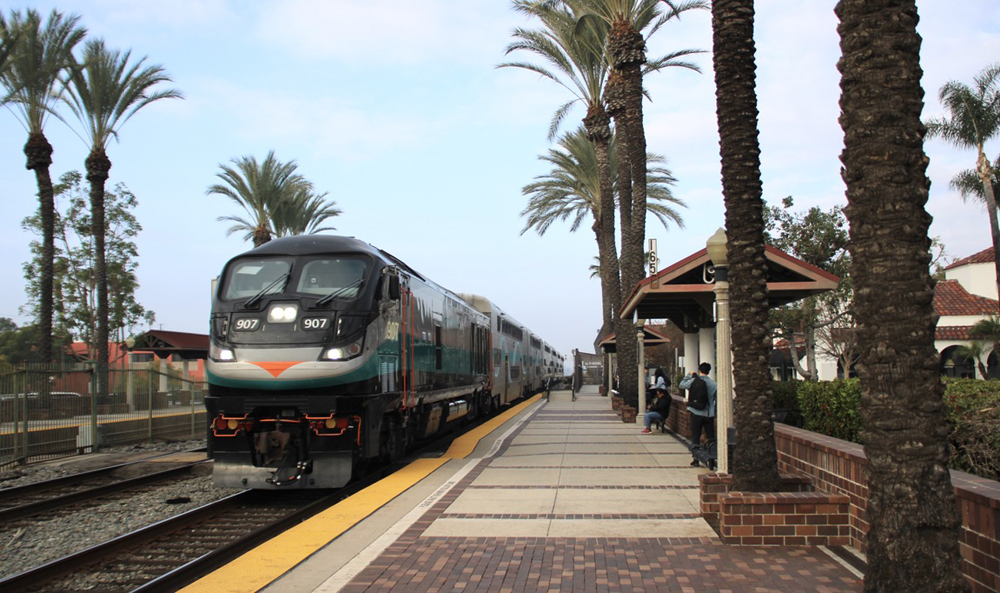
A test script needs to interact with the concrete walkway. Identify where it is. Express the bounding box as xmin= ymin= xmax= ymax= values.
xmin=261 ymin=385 xmax=864 ymax=592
